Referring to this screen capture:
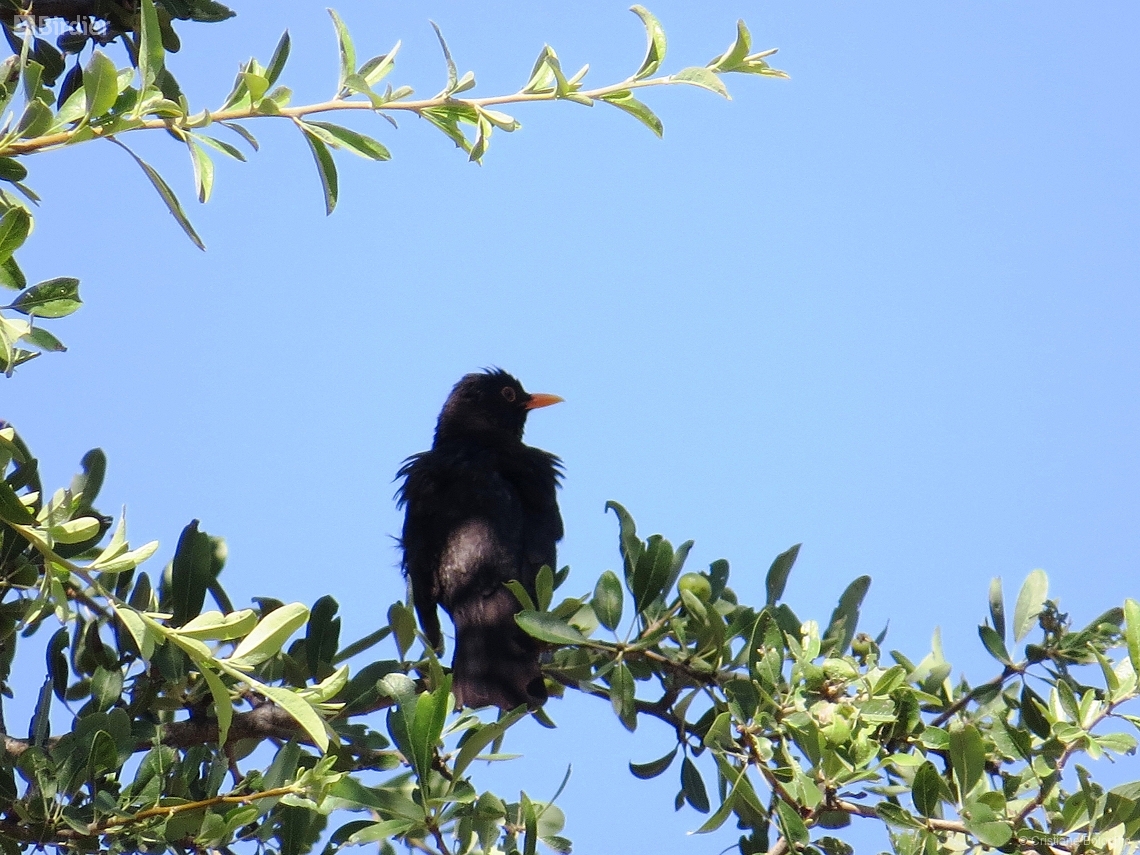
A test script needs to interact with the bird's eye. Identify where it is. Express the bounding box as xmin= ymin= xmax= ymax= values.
xmin=501 ymin=386 xmax=517 ymax=403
